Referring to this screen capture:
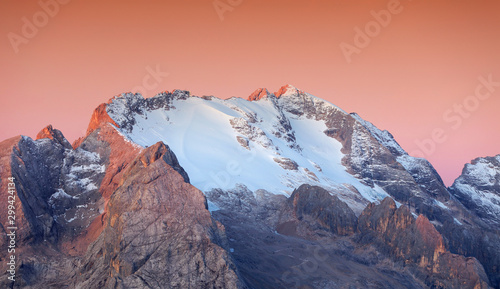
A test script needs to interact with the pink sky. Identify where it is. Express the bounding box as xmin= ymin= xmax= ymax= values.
xmin=1 ymin=0 xmax=499 ymax=186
